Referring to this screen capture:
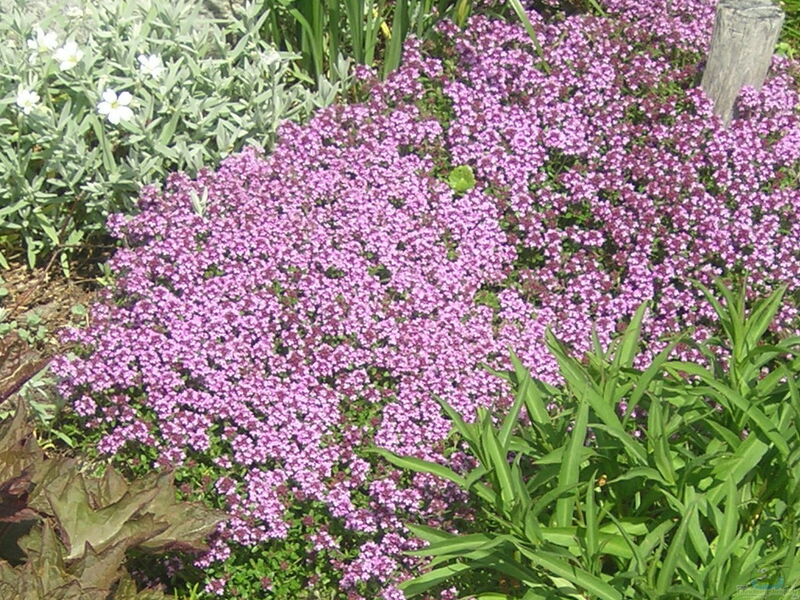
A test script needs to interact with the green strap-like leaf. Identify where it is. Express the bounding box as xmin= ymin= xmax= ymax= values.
xmin=556 ymin=393 xmax=589 ymax=528
xmin=513 ymin=544 xmax=622 ymax=600
xmin=366 ymin=447 xmax=467 ymax=488
xmin=398 ymin=562 xmax=474 ymax=597
xmin=509 ymin=349 xmax=551 ymax=426
xmin=613 ymin=301 xmax=648 ymax=370
xmin=656 ymin=501 xmax=697 ymax=594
